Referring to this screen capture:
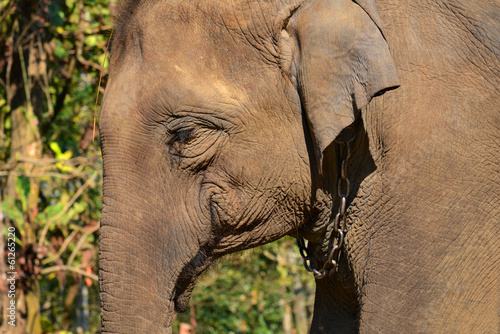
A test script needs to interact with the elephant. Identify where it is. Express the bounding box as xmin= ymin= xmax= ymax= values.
xmin=98 ymin=0 xmax=499 ymax=332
